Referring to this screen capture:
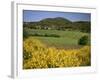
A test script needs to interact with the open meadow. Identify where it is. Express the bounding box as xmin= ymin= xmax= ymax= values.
xmin=24 ymin=28 xmax=90 ymax=49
